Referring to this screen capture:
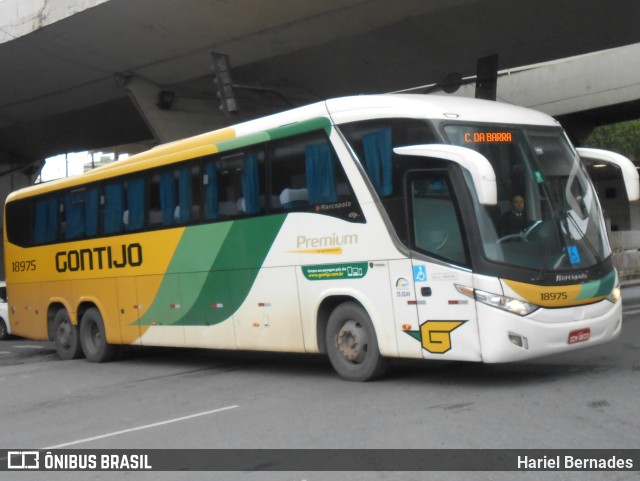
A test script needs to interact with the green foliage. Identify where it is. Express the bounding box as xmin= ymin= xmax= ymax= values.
xmin=585 ymin=119 xmax=640 ymax=162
